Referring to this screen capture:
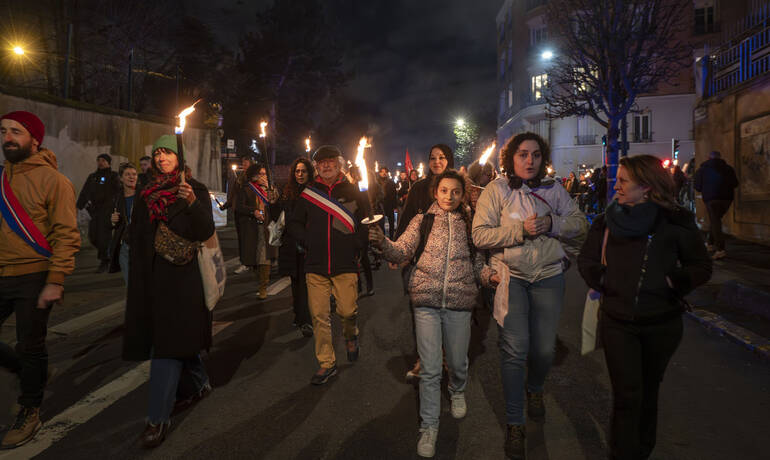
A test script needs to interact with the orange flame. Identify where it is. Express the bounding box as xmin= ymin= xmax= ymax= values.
xmin=479 ymin=142 xmax=496 ymax=166
xmin=355 ymin=136 xmax=371 ymax=191
xmin=174 ymin=100 xmax=200 ymax=134
xmin=305 ymin=137 xmax=311 ymax=152
xmin=259 ymin=121 xmax=268 ymax=138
